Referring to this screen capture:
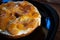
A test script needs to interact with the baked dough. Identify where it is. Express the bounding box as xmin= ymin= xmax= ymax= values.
xmin=0 ymin=1 xmax=41 ymax=37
